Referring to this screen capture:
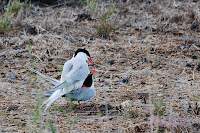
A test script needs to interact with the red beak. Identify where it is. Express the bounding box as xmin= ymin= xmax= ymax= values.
xmin=88 ymin=58 xmax=94 ymax=65
xmin=92 ymin=67 xmax=95 ymax=75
